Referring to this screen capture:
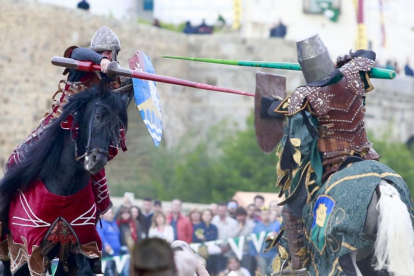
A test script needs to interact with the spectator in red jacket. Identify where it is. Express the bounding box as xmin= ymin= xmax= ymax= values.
xmin=167 ymin=199 xmax=193 ymax=243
